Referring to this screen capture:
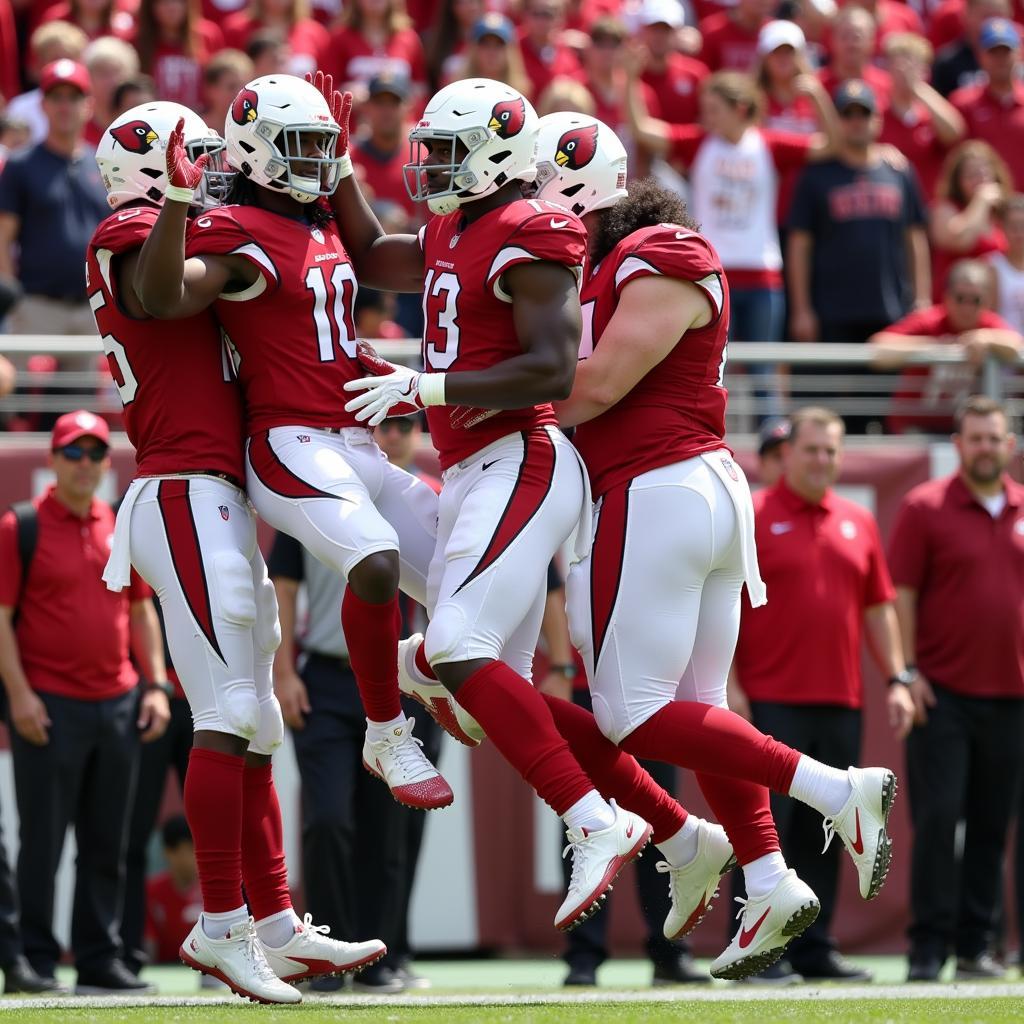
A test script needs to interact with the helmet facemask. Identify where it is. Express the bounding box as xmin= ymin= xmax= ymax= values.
xmin=236 ymin=121 xmax=343 ymax=203
xmin=404 ymin=128 xmax=492 ymax=215
xmin=187 ymin=136 xmax=233 ymax=208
